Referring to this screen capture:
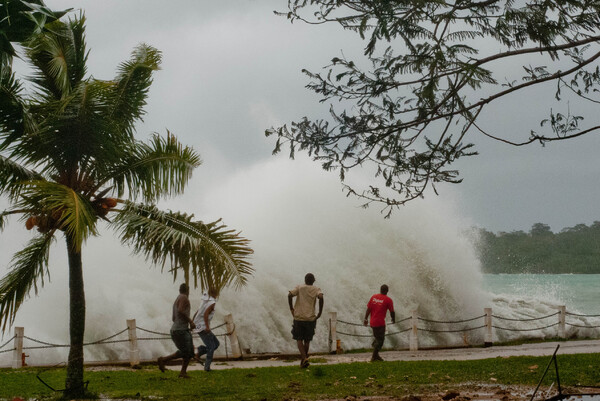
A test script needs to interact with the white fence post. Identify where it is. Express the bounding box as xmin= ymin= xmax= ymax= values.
xmin=558 ymin=305 xmax=566 ymax=339
xmin=127 ymin=319 xmax=140 ymax=366
xmin=12 ymin=327 xmax=24 ymax=369
xmin=409 ymin=310 xmax=419 ymax=351
xmin=484 ymin=308 xmax=493 ymax=347
xmin=224 ymin=314 xmax=242 ymax=359
xmin=328 ymin=311 xmax=337 ymax=354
